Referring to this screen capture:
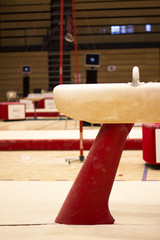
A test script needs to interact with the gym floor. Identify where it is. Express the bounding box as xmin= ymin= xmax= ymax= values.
xmin=0 ymin=119 xmax=159 ymax=181
xmin=0 ymin=118 xmax=160 ymax=240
